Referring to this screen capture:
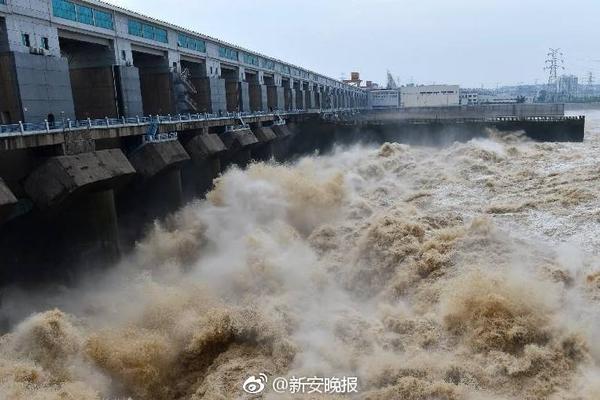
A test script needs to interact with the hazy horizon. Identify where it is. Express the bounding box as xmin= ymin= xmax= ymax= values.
xmin=105 ymin=0 xmax=600 ymax=88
